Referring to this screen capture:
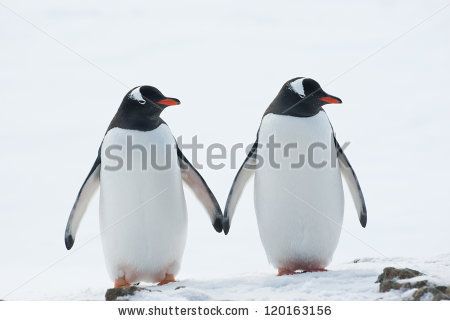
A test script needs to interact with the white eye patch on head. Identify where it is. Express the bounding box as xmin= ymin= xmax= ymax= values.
xmin=128 ymin=87 xmax=146 ymax=104
xmin=289 ymin=78 xmax=306 ymax=98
